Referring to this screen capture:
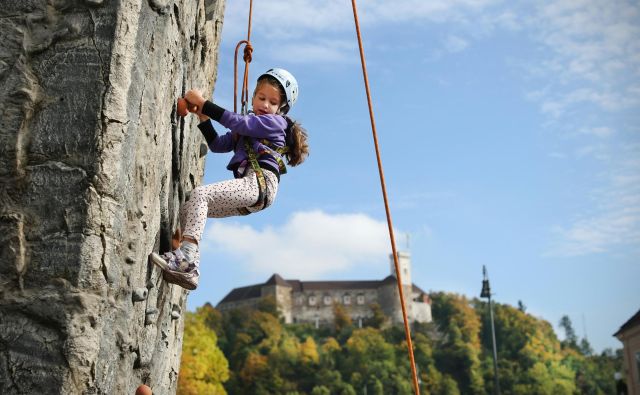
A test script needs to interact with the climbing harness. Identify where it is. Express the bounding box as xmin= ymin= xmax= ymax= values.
xmin=236 ymin=138 xmax=289 ymax=216
xmin=350 ymin=0 xmax=421 ymax=393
